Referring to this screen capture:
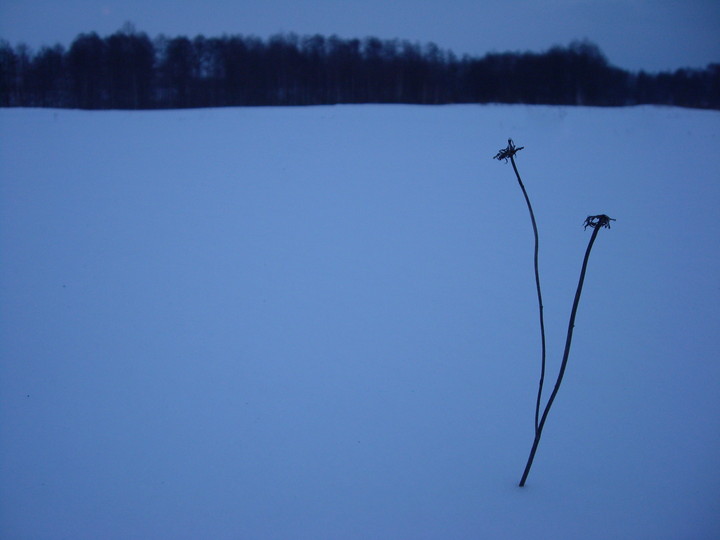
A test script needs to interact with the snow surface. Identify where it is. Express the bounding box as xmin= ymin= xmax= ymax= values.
xmin=1 ymin=104 xmax=719 ymax=539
